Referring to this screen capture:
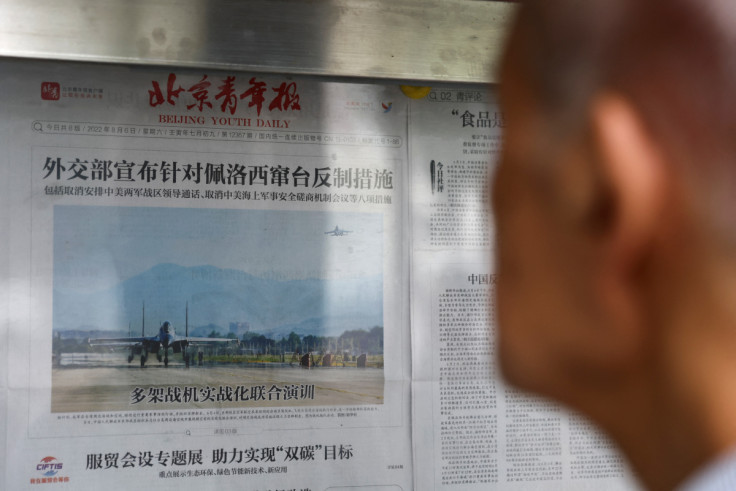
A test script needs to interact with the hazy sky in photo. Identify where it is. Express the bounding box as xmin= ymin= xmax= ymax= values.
xmin=54 ymin=205 xmax=383 ymax=293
